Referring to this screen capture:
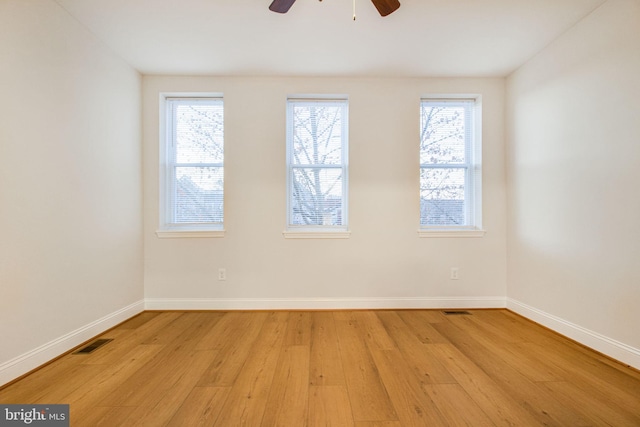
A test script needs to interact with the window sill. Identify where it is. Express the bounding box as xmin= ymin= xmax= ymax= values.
xmin=418 ymin=229 xmax=486 ymax=238
xmin=156 ymin=229 xmax=225 ymax=239
xmin=283 ymin=230 xmax=351 ymax=239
